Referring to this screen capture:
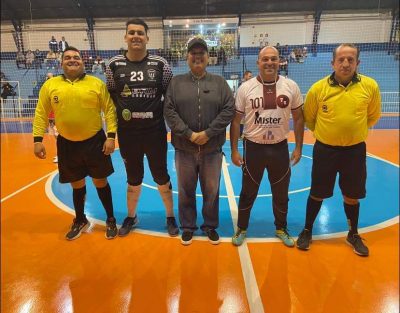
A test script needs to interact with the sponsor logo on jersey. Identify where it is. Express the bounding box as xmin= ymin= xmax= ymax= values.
xmin=147 ymin=61 xmax=158 ymax=66
xmin=254 ymin=111 xmax=282 ymax=125
xmin=322 ymin=104 xmax=328 ymax=113
xmin=277 ymin=95 xmax=290 ymax=108
xmin=131 ymin=112 xmax=154 ymax=119
xmin=115 ymin=62 xmax=126 ymax=66
xmin=121 ymin=84 xmax=132 ymax=97
xmin=263 ymin=130 xmax=275 ymax=141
